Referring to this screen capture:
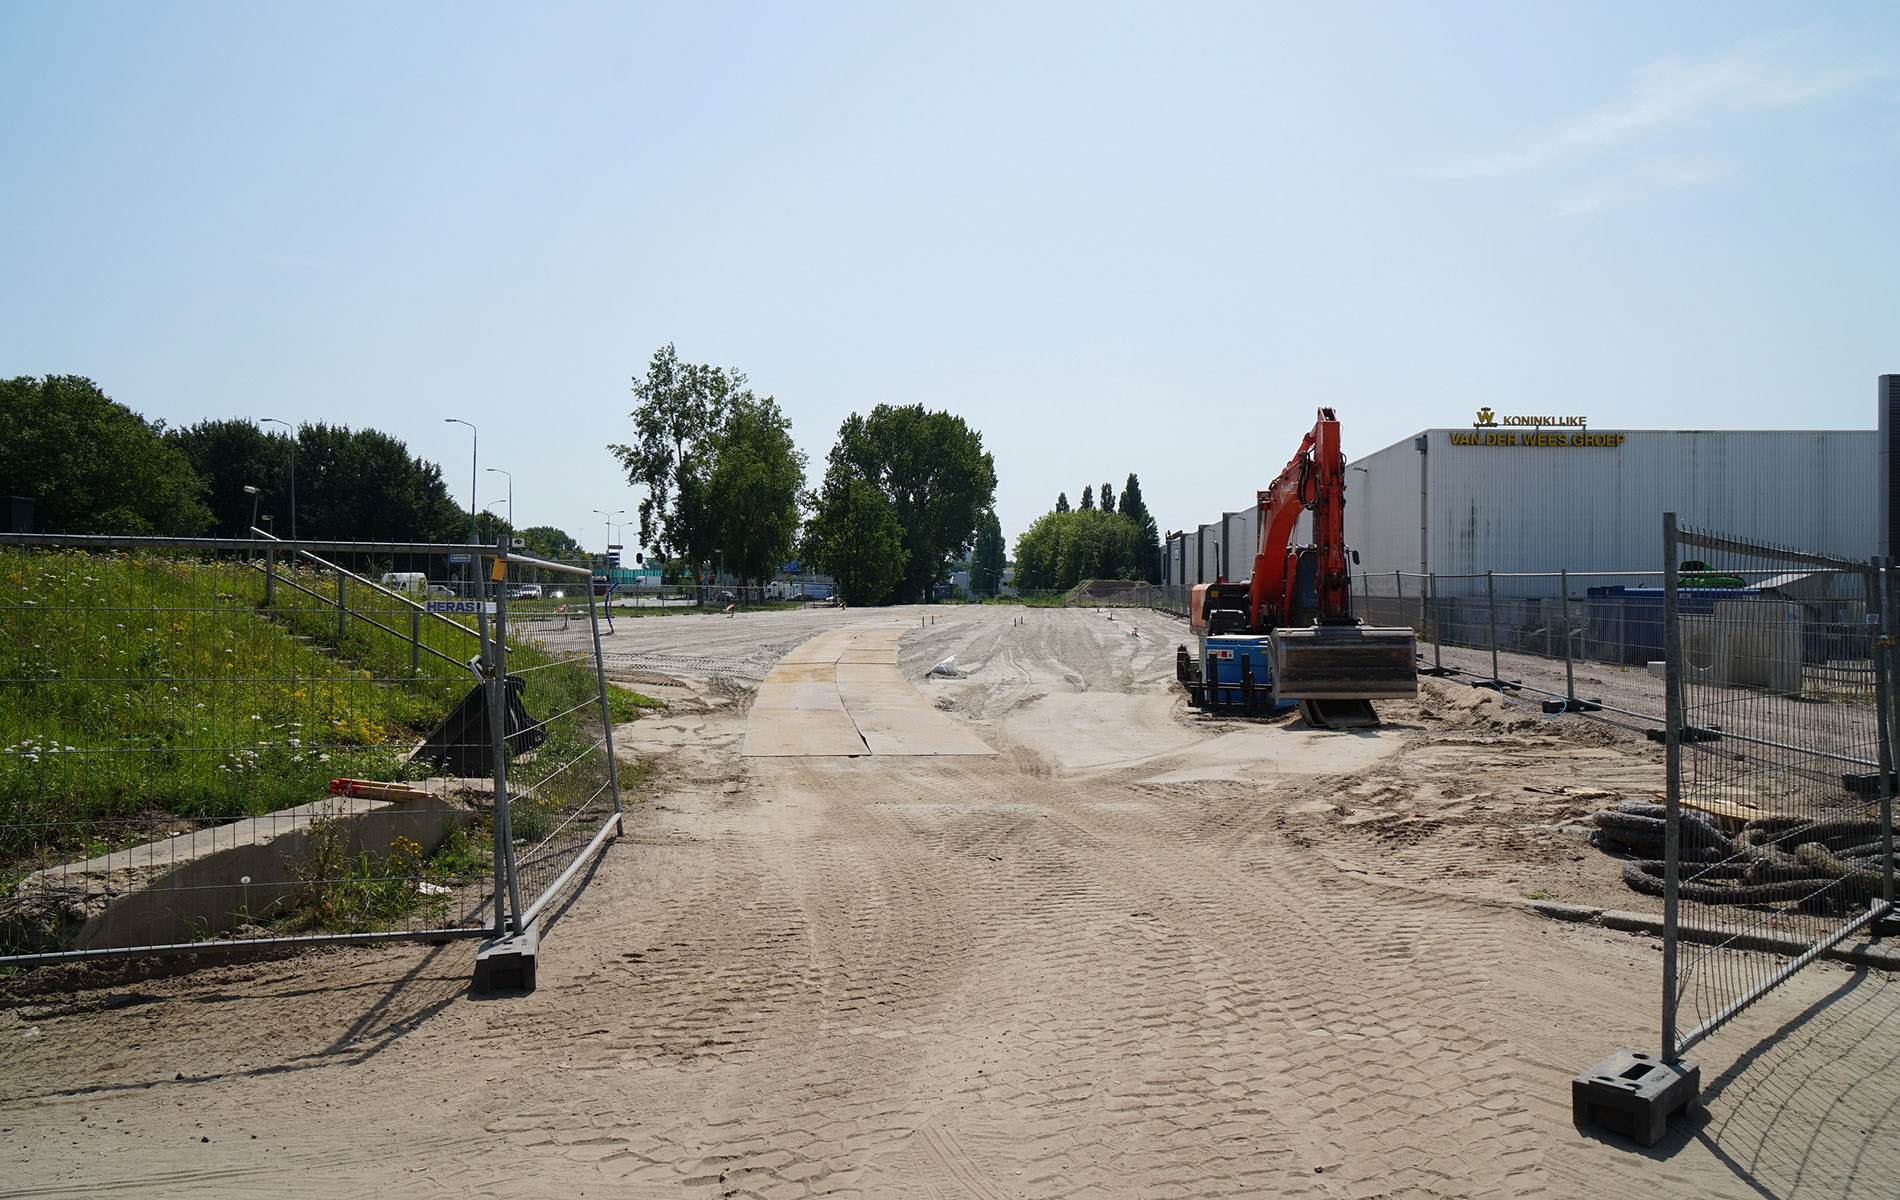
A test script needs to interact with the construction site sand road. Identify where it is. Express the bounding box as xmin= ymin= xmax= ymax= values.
xmin=4 ymin=604 xmax=1898 ymax=1199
